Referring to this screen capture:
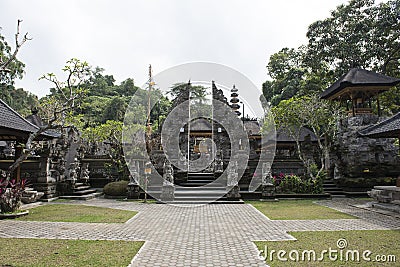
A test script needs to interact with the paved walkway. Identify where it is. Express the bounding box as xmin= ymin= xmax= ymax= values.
xmin=1 ymin=198 xmax=400 ymax=266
